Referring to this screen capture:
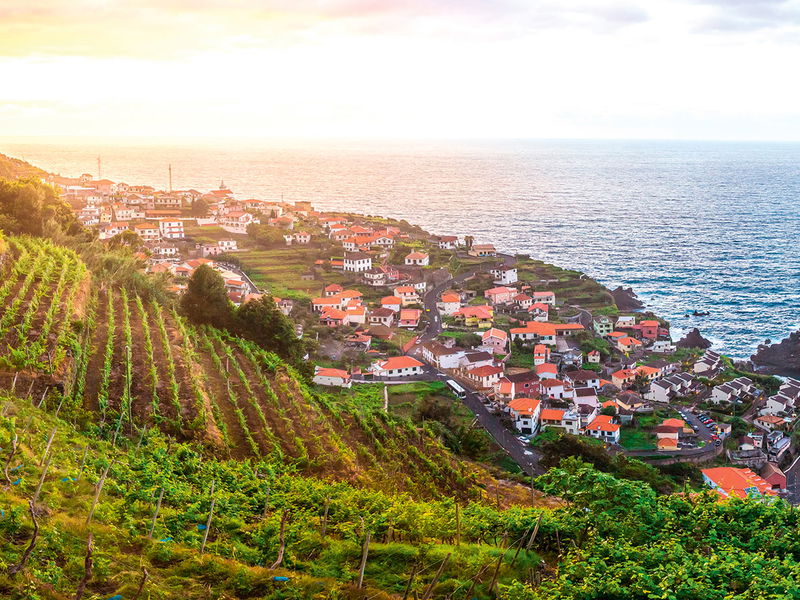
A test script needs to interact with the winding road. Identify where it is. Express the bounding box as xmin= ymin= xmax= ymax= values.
xmin=361 ymin=251 xmax=721 ymax=476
